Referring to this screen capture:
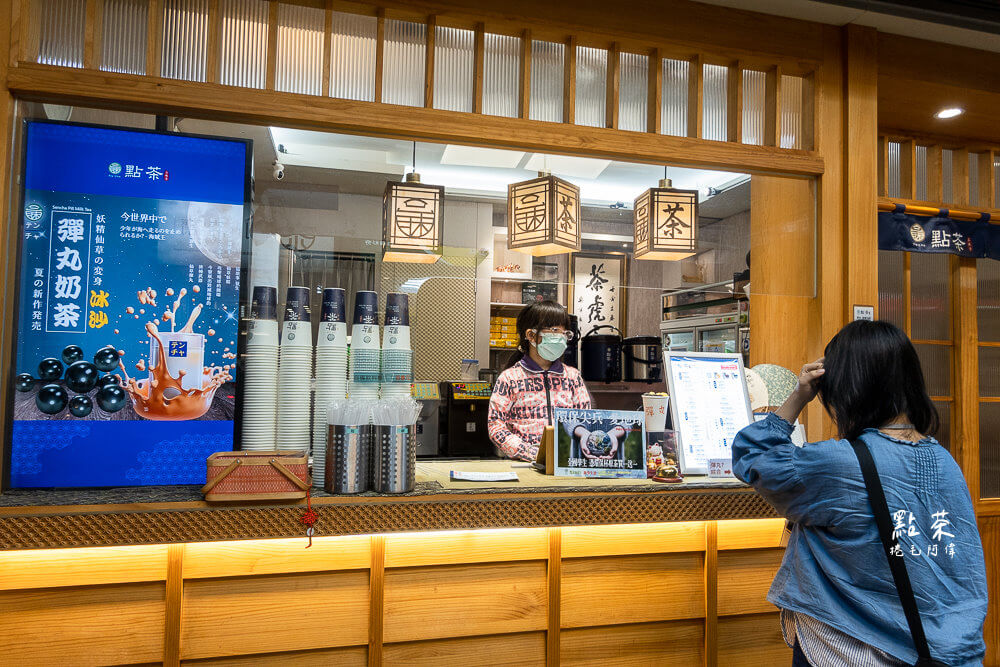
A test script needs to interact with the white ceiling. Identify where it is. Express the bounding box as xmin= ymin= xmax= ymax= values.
xmin=695 ymin=0 xmax=1000 ymax=52
xmin=269 ymin=127 xmax=746 ymax=206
